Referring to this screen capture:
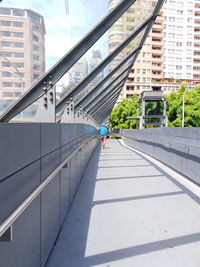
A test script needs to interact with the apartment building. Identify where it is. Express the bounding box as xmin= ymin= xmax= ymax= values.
xmin=109 ymin=0 xmax=200 ymax=101
xmin=0 ymin=6 xmax=45 ymax=111
xmin=108 ymin=0 xmax=163 ymax=103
